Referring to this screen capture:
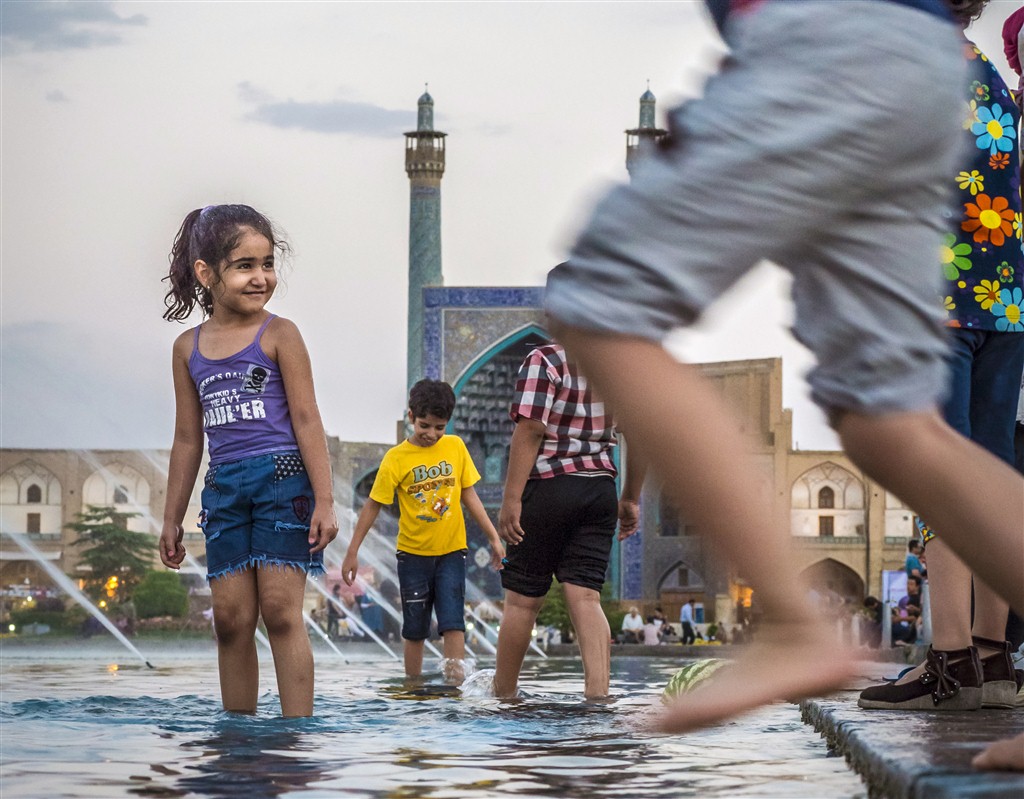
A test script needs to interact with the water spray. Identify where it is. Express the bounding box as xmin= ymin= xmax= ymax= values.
xmin=2 ymin=531 xmax=155 ymax=669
